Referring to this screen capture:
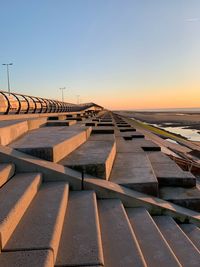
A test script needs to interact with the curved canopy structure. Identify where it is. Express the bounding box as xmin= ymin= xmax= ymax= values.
xmin=0 ymin=91 xmax=103 ymax=114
